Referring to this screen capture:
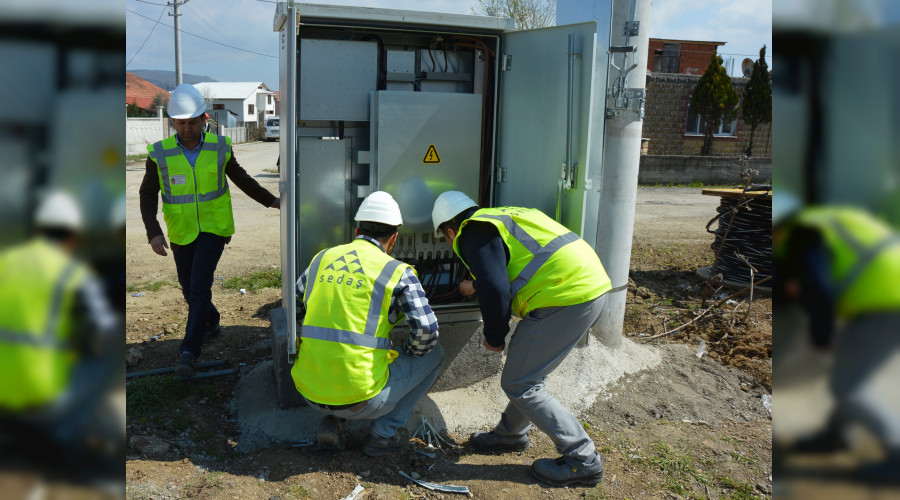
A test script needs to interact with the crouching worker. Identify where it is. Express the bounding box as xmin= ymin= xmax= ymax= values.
xmin=292 ymin=191 xmax=444 ymax=456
